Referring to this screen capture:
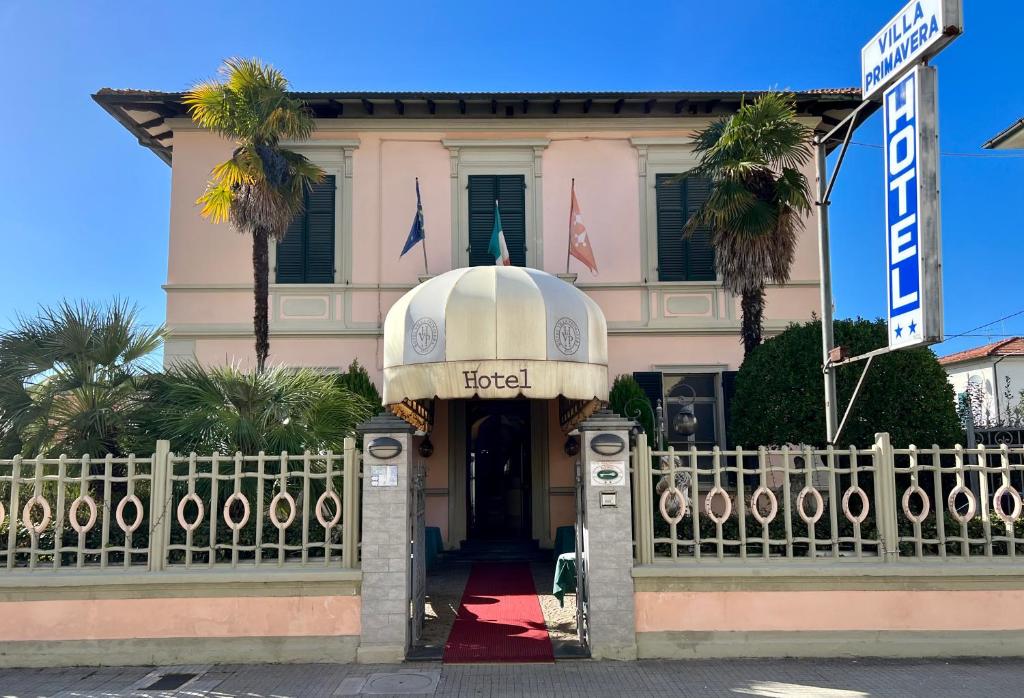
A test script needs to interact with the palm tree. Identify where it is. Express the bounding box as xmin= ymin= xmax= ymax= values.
xmin=184 ymin=58 xmax=324 ymax=372
xmin=685 ymin=92 xmax=814 ymax=357
xmin=0 ymin=300 xmax=163 ymax=457
xmin=133 ymin=362 xmax=373 ymax=455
